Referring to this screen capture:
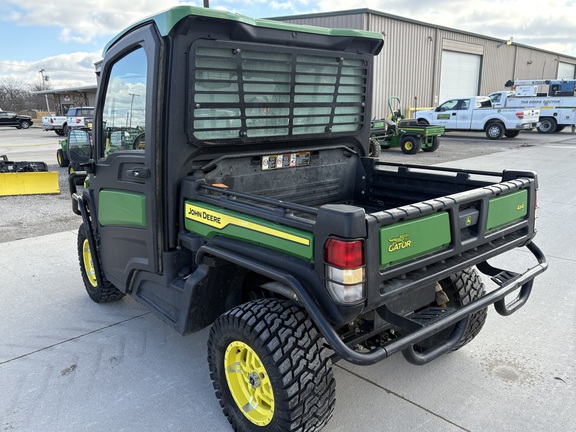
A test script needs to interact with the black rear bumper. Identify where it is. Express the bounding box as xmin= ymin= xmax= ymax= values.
xmin=197 ymin=240 xmax=546 ymax=366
